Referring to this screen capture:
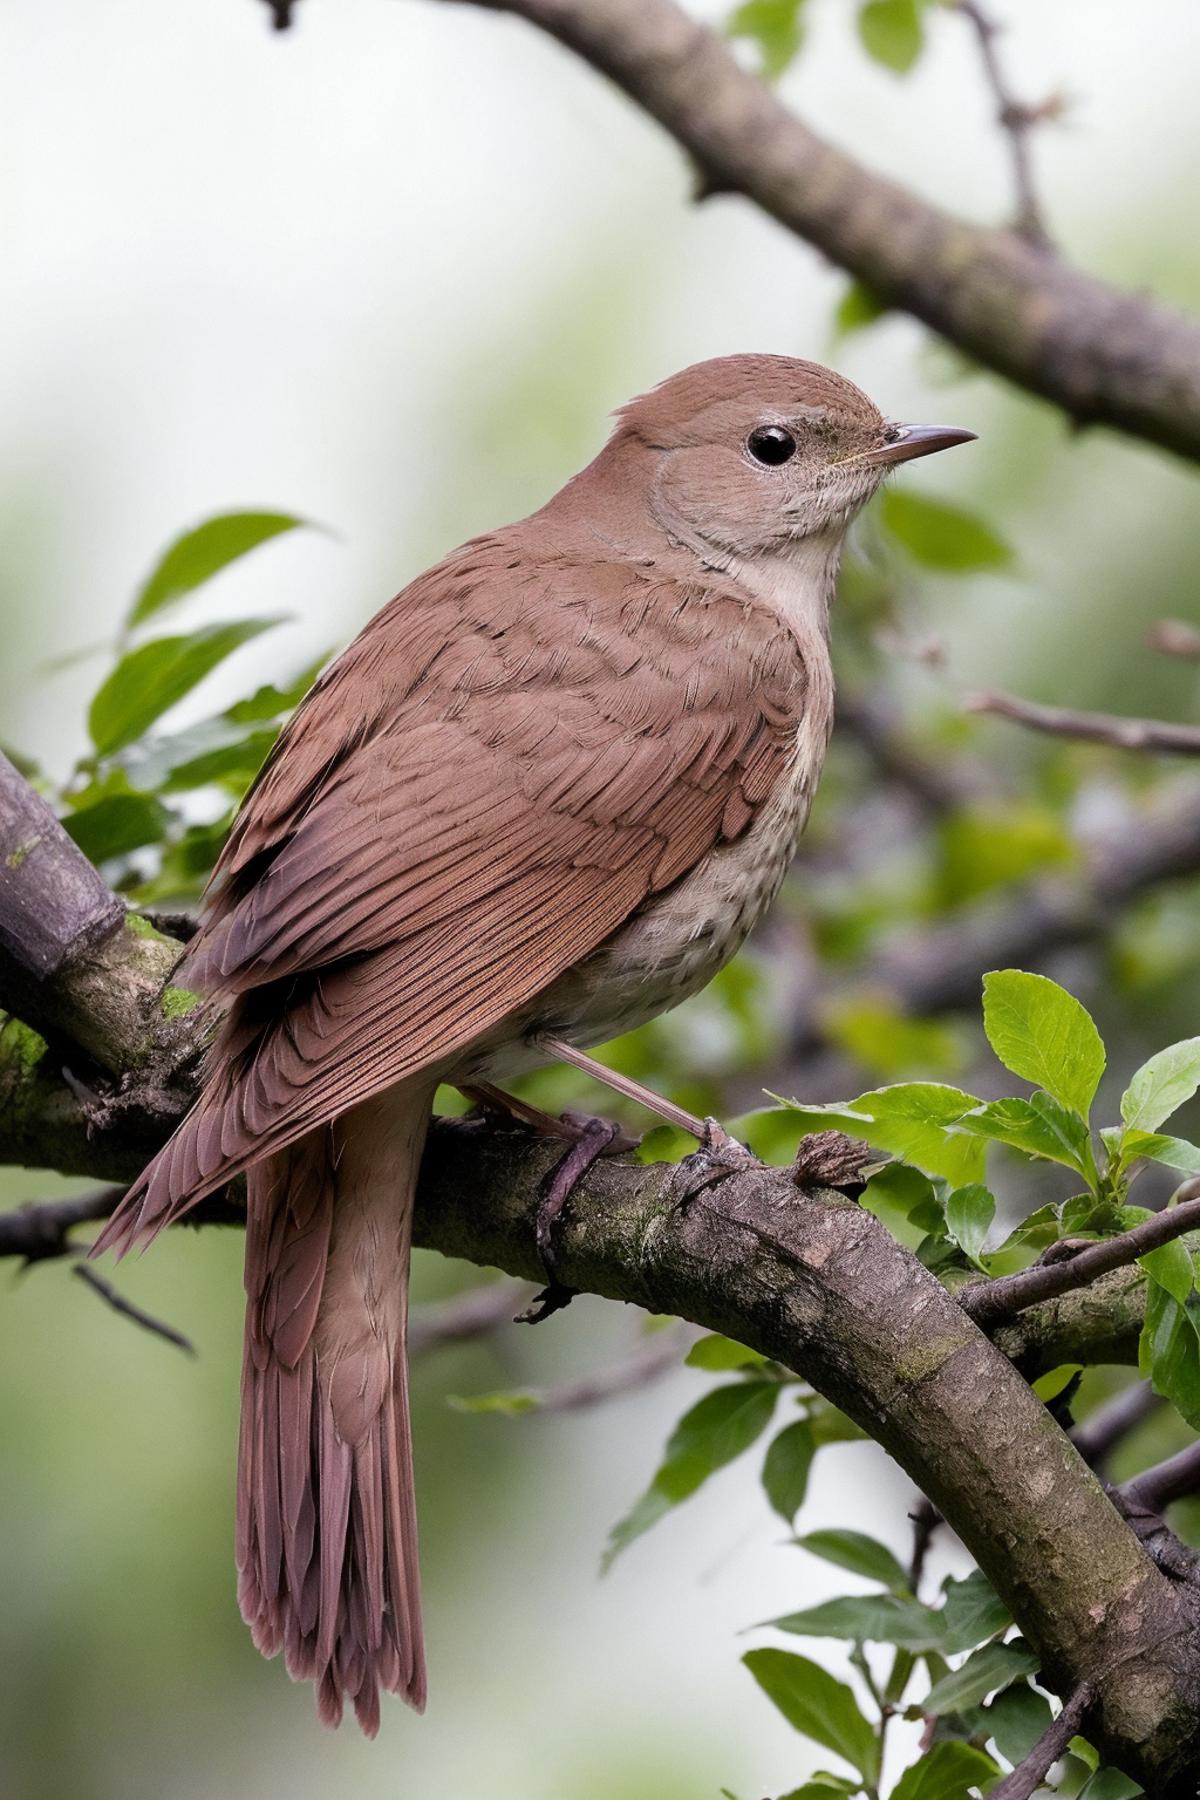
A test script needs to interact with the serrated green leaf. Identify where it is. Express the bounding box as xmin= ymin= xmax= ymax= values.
xmin=857 ymin=0 xmax=924 ymax=73
xmin=1140 ymin=1236 xmax=1195 ymax=1307
xmin=1140 ymin=1282 xmax=1200 ymax=1429
xmin=982 ymin=970 xmax=1105 ymax=1120
xmin=1121 ymin=1037 xmax=1200 ymax=1133
xmin=984 ymin=1679 xmax=1054 ymax=1762
xmin=777 ymin=1084 xmax=984 ymax=1185
xmin=1120 ymin=1130 xmax=1200 ymax=1176
xmin=762 ymin=1419 xmax=817 ymax=1525
xmin=795 ymin=1528 xmax=911 ymax=1595
xmin=128 ymin=511 xmax=307 ymax=627
xmin=603 ymin=1382 xmax=778 ymax=1570
xmin=88 ymin=618 xmax=286 ymax=756
xmin=831 ymin=279 xmax=888 ymax=344
xmin=957 ymin=1092 xmax=1093 ymax=1178
xmin=890 ymin=1740 xmax=1000 ymax=1800
xmin=743 ymin=1649 xmax=879 ymax=1781
xmin=924 ymin=1641 xmax=1038 ymax=1715
xmin=940 ymin=1569 xmax=1011 ymax=1654
xmin=686 ymin=1334 xmax=768 ymax=1371
xmin=60 ymin=792 xmax=171 ymax=863
xmin=764 ymin=1592 xmax=947 ymax=1652
xmin=944 ymin=1184 xmax=994 ymax=1264
xmin=727 ymin=0 xmax=809 ymax=76
xmin=880 ymin=487 xmax=1011 ymax=570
